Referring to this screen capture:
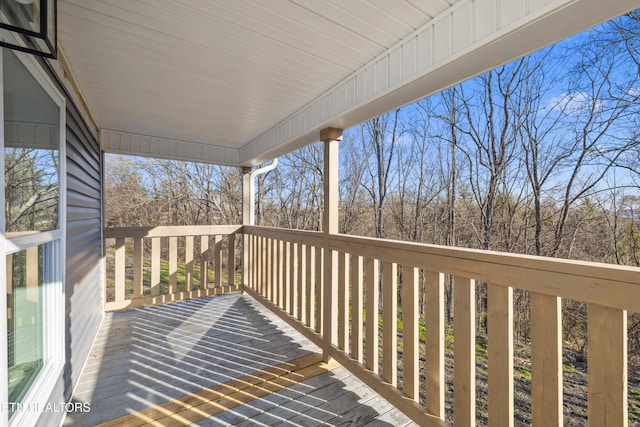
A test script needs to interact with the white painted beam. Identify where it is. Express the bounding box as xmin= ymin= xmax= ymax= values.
xmin=5 ymin=122 xmax=59 ymax=149
xmin=100 ymin=129 xmax=240 ymax=165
